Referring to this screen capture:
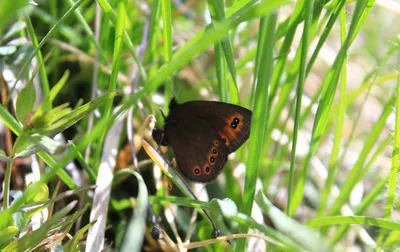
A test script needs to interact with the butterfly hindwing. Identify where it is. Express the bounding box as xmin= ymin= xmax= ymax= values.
xmin=165 ymin=117 xmax=229 ymax=183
